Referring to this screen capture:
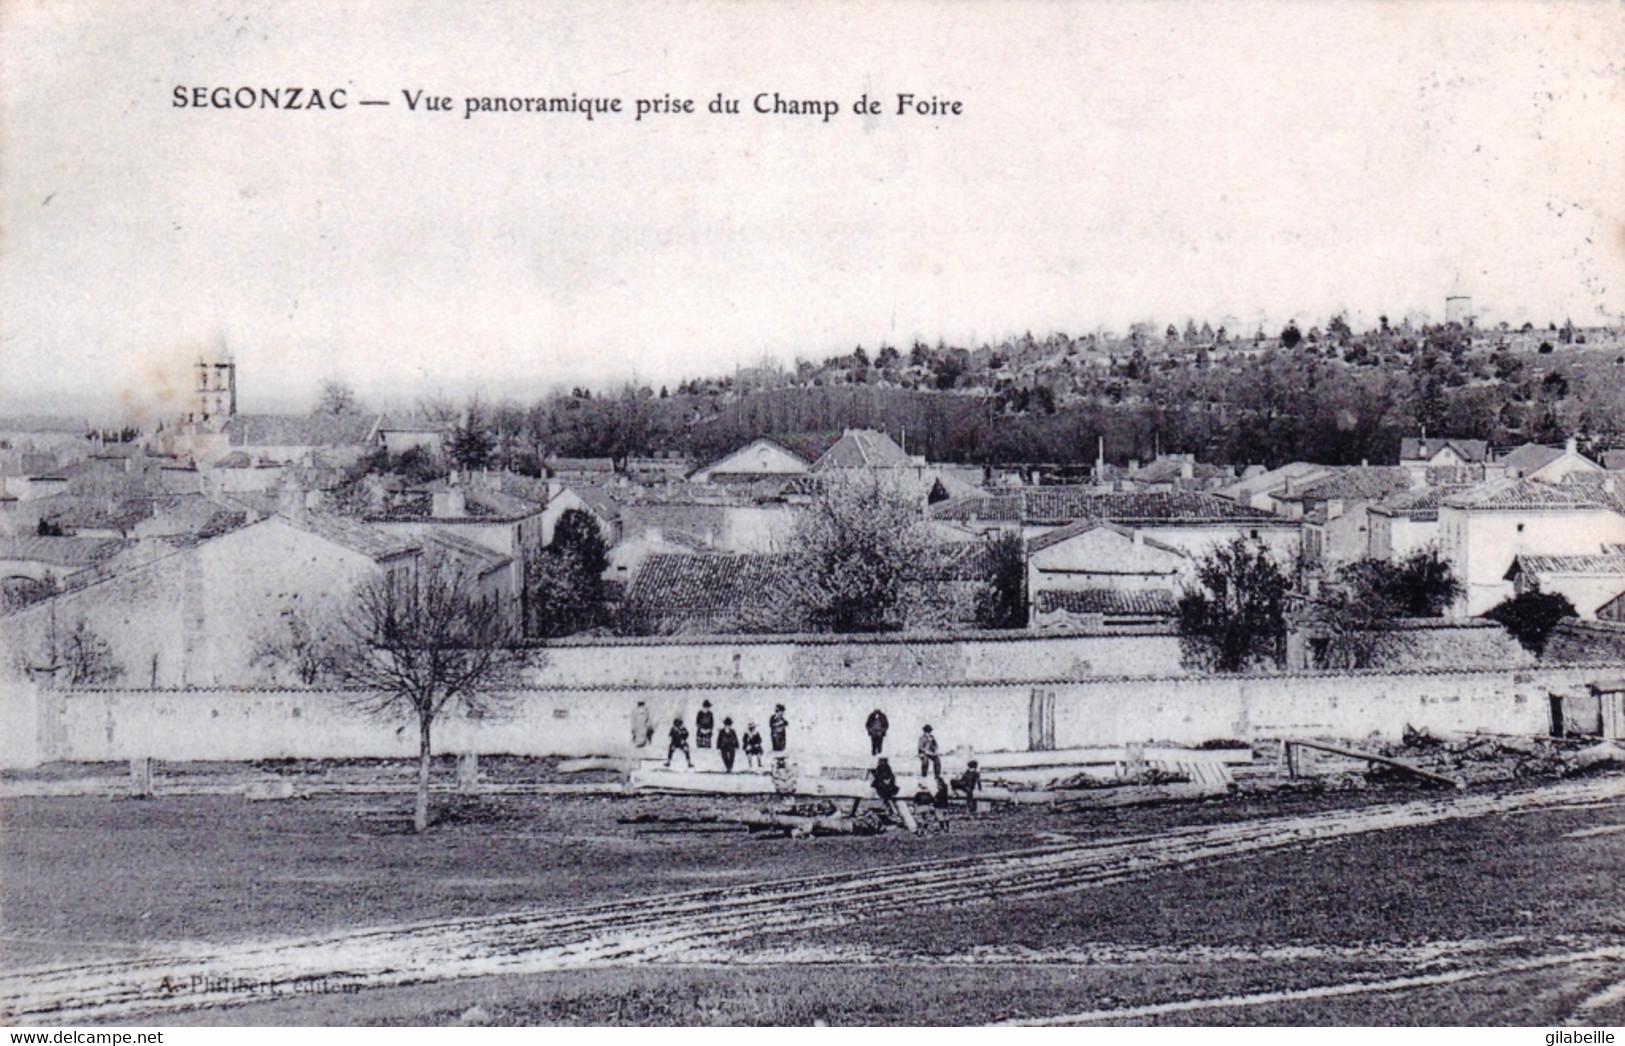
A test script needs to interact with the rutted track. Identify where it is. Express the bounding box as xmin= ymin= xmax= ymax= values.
xmin=6 ymin=777 xmax=1623 ymax=1022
